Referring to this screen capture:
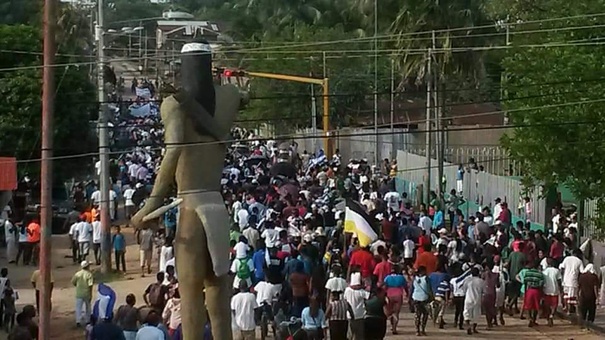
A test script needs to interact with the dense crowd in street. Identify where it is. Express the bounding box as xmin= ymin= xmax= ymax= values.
xmin=2 ymin=111 xmax=605 ymax=340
